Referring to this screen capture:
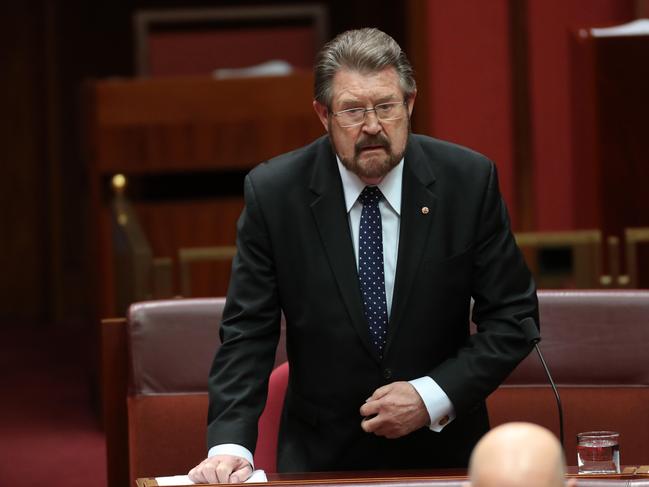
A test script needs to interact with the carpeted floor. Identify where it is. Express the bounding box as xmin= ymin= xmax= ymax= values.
xmin=0 ymin=323 xmax=107 ymax=487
